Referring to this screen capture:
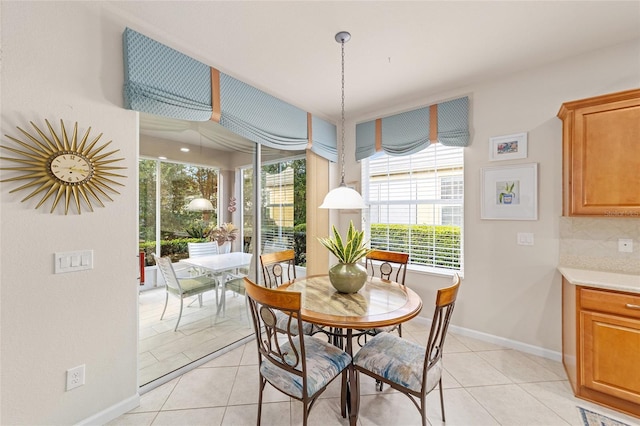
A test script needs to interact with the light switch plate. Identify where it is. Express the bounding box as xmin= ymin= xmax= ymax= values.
xmin=55 ymin=250 xmax=93 ymax=273
xmin=517 ymin=232 xmax=534 ymax=246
